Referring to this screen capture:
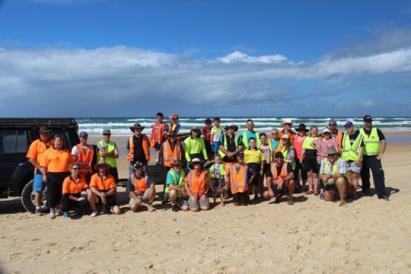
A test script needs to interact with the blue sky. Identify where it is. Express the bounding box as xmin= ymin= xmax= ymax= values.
xmin=0 ymin=0 xmax=411 ymax=117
